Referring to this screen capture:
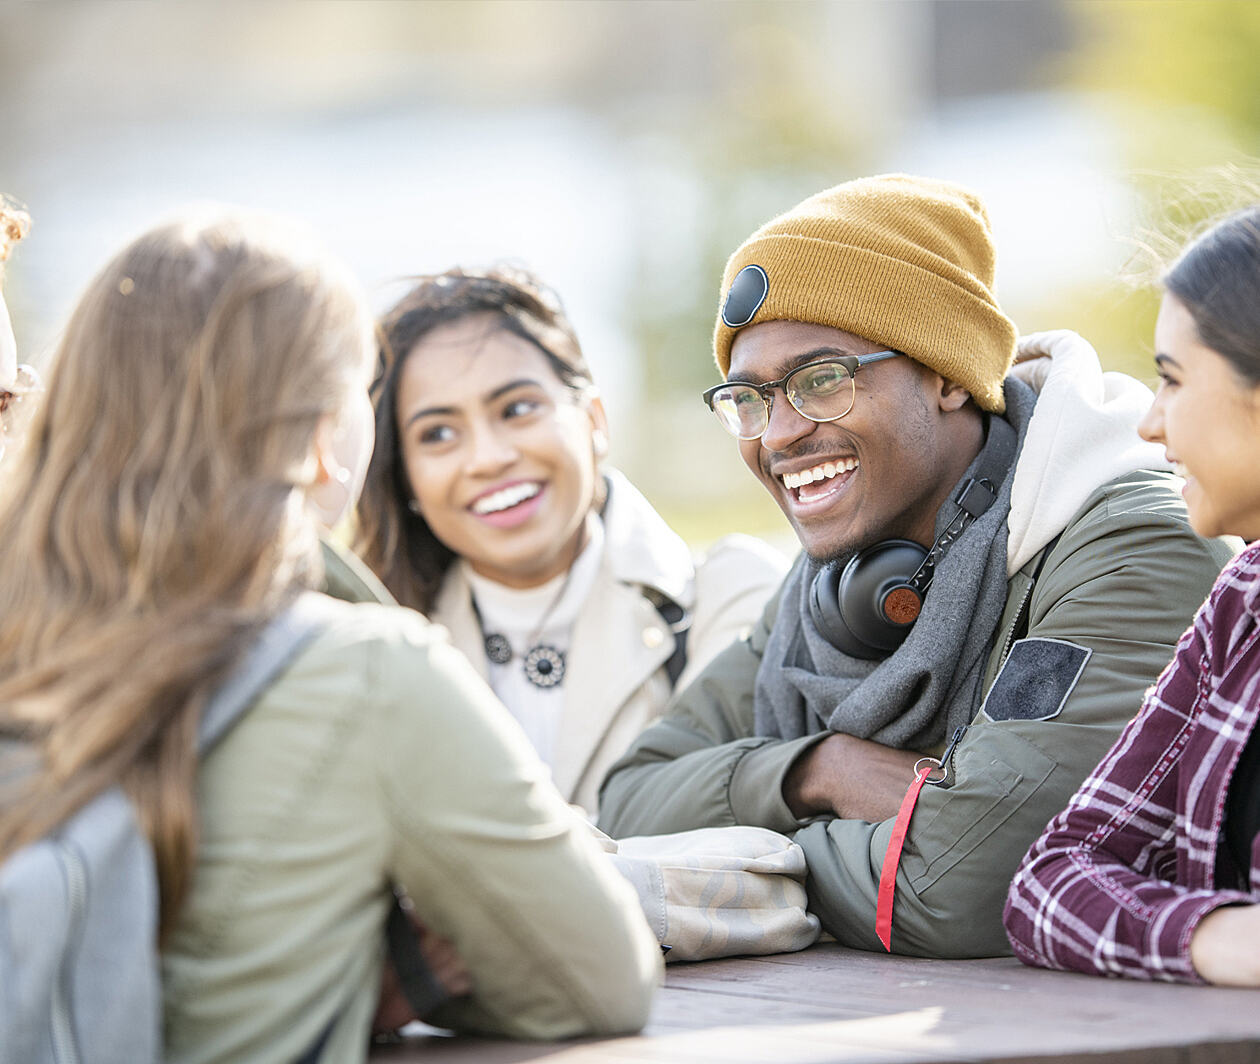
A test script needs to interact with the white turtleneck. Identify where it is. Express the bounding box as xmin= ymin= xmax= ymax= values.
xmin=461 ymin=516 xmax=604 ymax=769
